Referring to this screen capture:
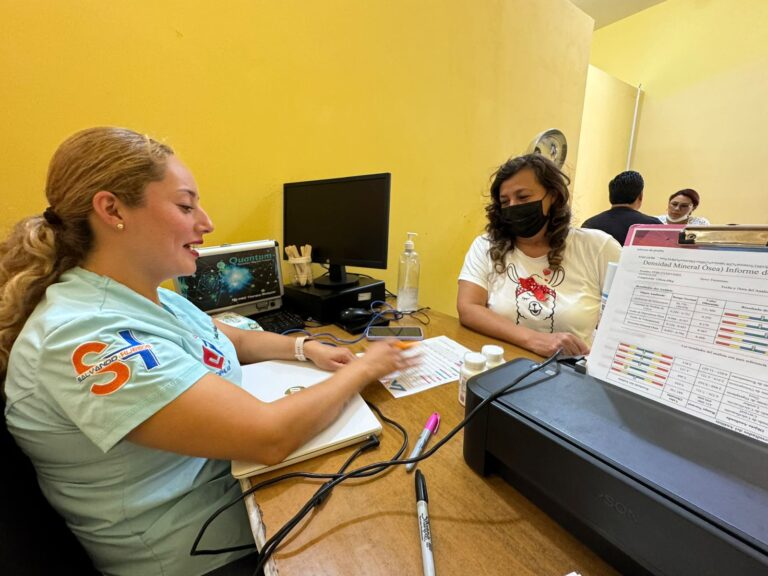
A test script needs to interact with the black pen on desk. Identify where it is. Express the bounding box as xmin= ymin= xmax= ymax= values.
xmin=415 ymin=469 xmax=436 ymax=576
xmin=406 ymin=412 xmax=440 ymax=472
